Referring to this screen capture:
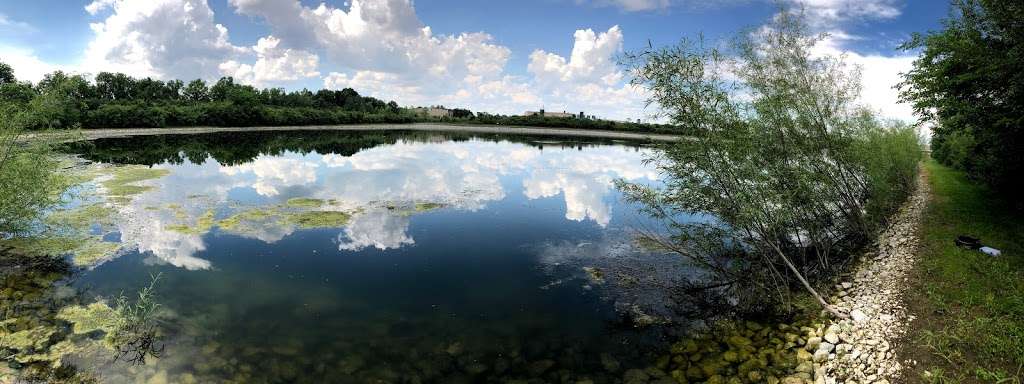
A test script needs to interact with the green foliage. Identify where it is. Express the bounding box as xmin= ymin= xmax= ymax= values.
xmin=182 ymin=79 xmax=210 ymax=103
xmin=900 ymin=0 xmax=1024 ymax=198
xmin=0 ymin=62 xmax=14 ymax=85
xmin=466 ymin=112 xmax=682 ymax=134
xmin=0 ymin=103 xmax=73 ymax=235
xmin=0 ymin=81 xmax=35 ymax=105
xmin=25 ymin=72 xmax=93 ymax=130
xmin=850 ymin=118 xmax=924 ymax=223
xmin=620 ymin=10 xmax=921 ymax=316
xmin=0 ymin=59 xmax=680 ymax=134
